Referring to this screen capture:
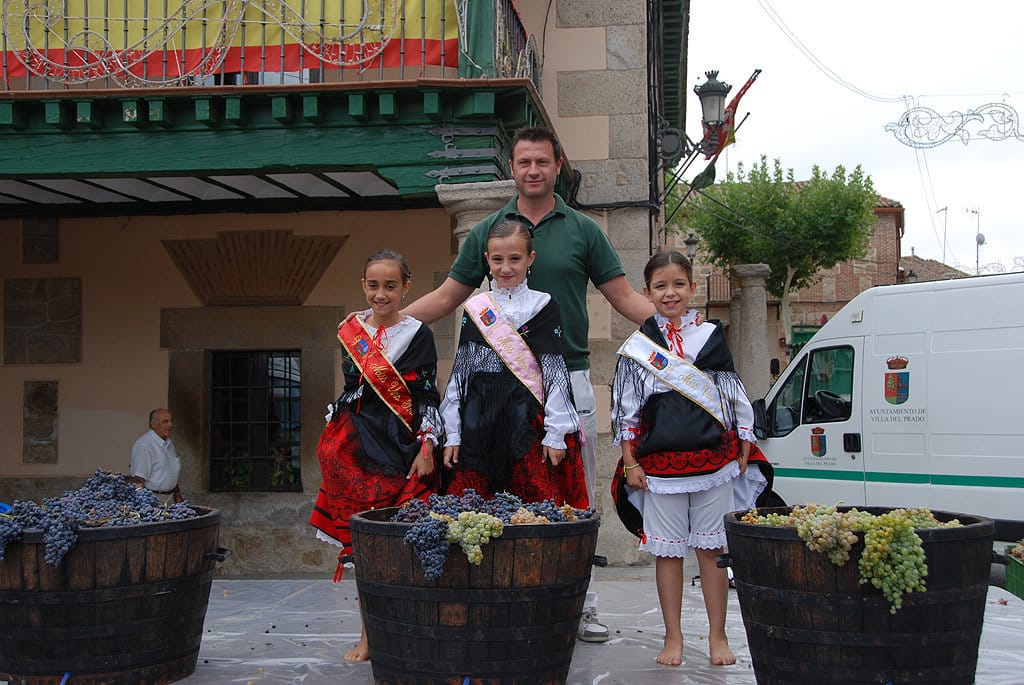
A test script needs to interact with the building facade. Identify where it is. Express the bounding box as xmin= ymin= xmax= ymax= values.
xmin=1 ymin=0 xmax=691 ymax=572
xmin=681 ymin=196 xmax=906 ymax=375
